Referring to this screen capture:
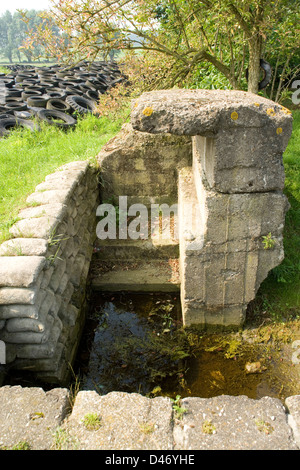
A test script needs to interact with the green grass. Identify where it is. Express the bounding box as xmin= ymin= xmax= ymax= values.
xmin=250 ymin=110 xmax=300 ymax=322
xmin=0 ymin=112 xmax=127 ymax=243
